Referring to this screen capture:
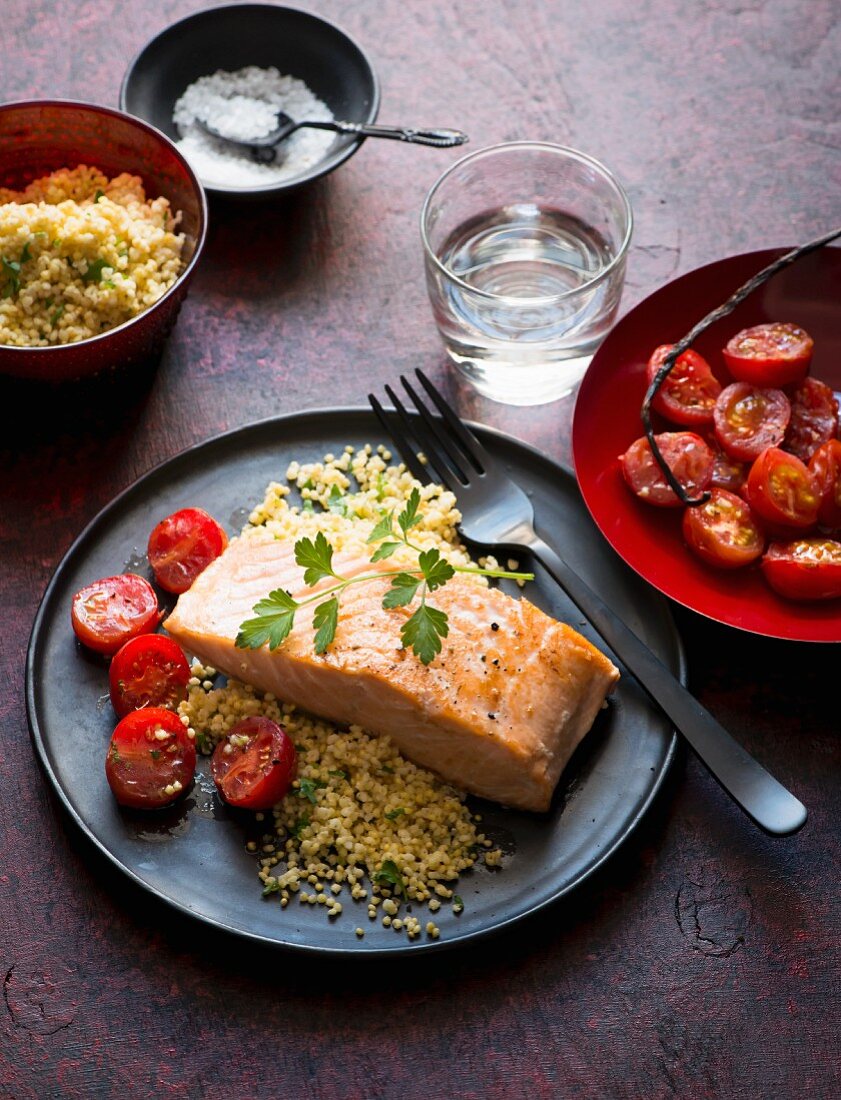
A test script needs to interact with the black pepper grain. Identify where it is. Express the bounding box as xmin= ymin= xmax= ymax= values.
xmin=491 ymin=622 xmax=499 ymax=632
